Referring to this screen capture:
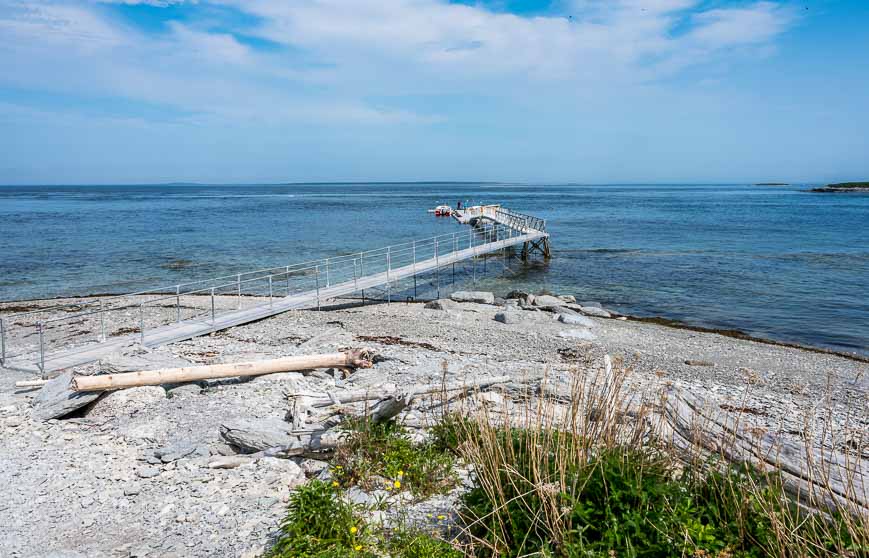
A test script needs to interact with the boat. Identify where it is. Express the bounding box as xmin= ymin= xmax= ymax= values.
xmin=430 ymin=205 xmax=452 ymax=216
